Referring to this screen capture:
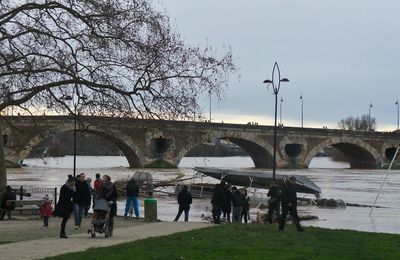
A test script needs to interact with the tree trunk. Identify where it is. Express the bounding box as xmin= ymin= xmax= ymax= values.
xmin=0 ymin=122 xmax=7 ymax=194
